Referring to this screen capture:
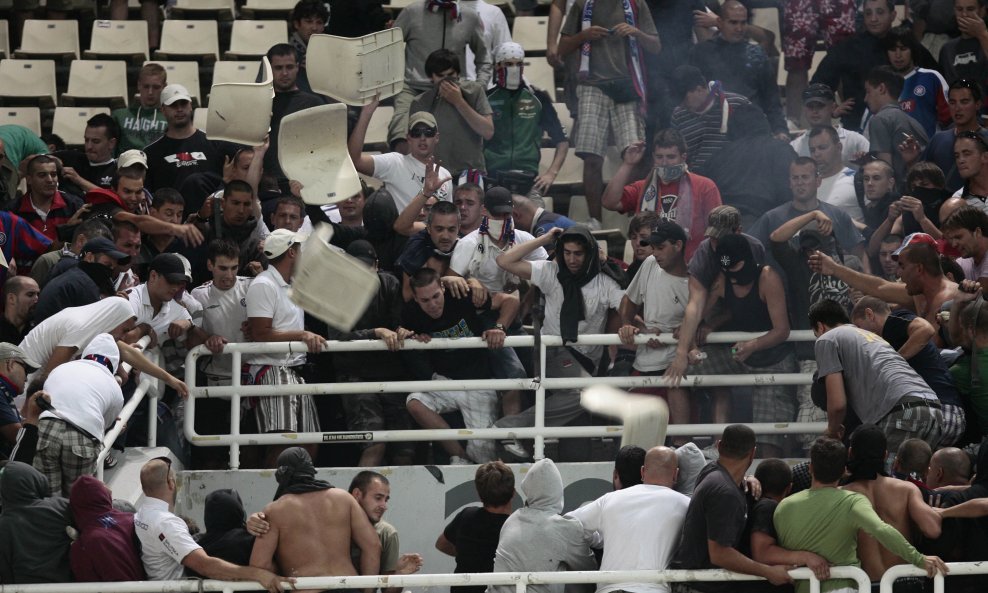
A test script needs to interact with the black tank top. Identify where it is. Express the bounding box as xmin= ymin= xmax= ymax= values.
xmin=723 ymin=267 xmax=791 ymax=367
